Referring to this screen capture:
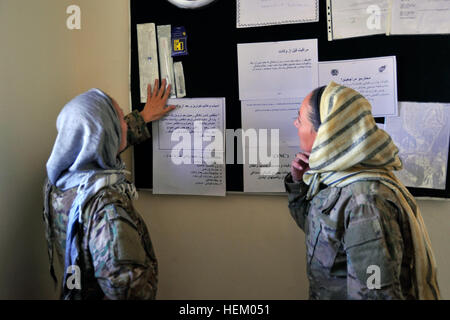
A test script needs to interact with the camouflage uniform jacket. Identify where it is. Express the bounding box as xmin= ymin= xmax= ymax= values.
xmin=285 ymin=173 xmax=417 ymax=300
xmin=43 ymin=110 xmax=157 ymax=300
